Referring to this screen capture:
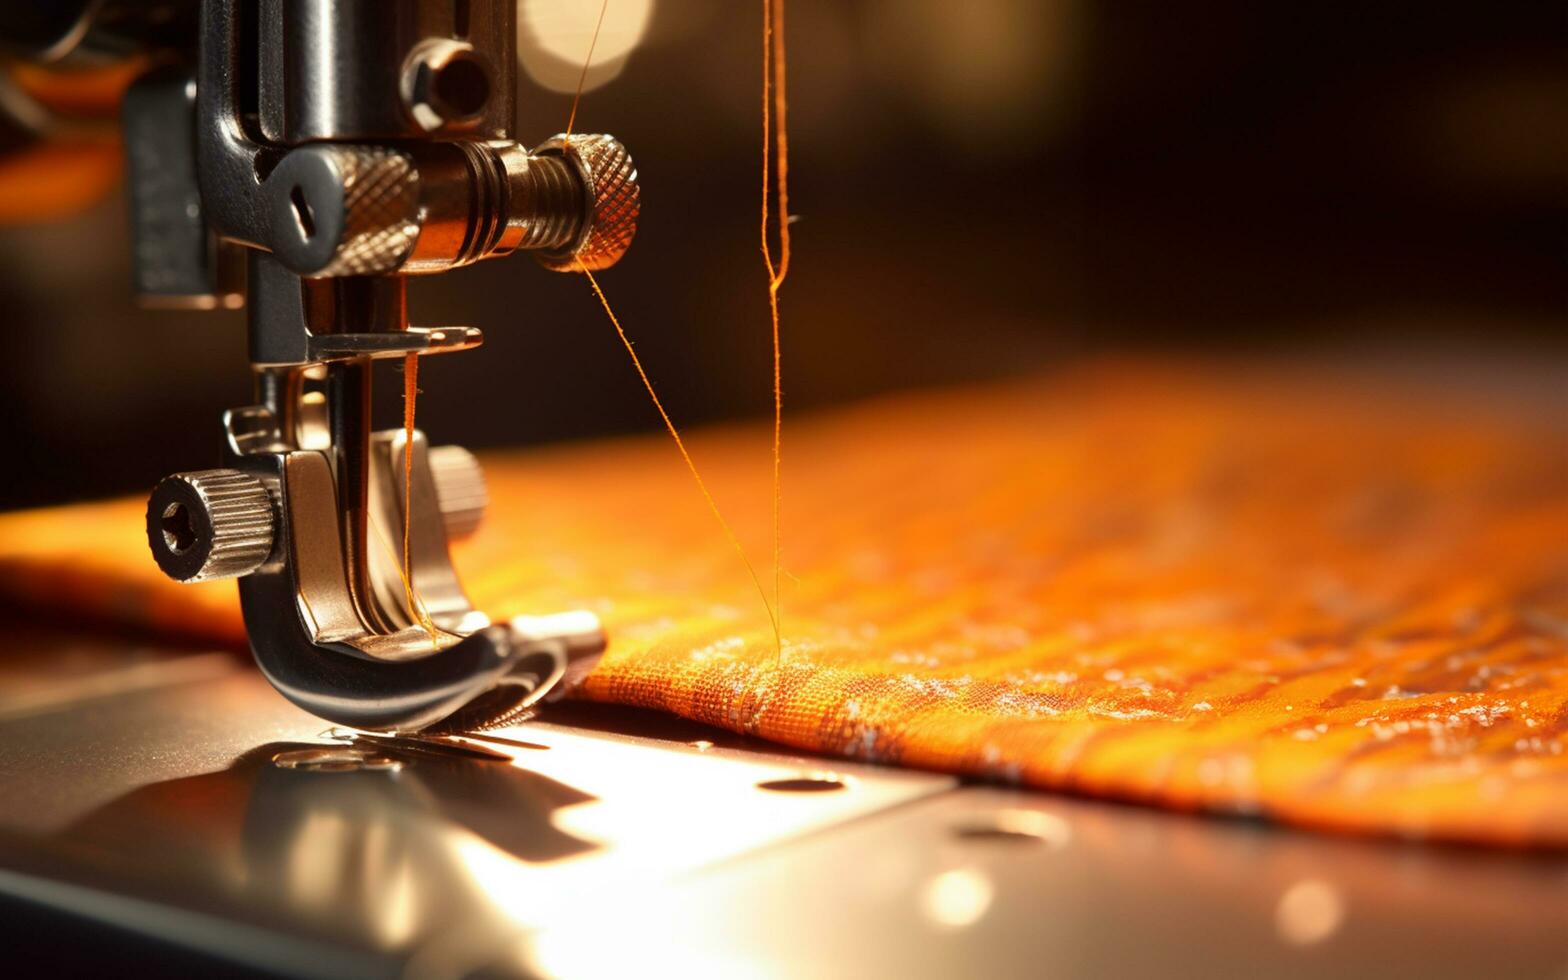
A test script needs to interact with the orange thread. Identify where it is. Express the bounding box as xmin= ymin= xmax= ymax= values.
xmin=577 ymin=258 xmax=781 ymax=643
xmin=761 ymin=0 xmax=791 ymax=658
xmin=562 ymin=0 xmax=782 ymax=652
xmin=369 ymin=504 xmax=436 ymax=623
xmin=762 ymin=0 xmax=792 ymax=285
xmin=402 ymin=352 xmax=440 ymax=646
xmin=564 ymin=0 xmax=611 ymax=140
